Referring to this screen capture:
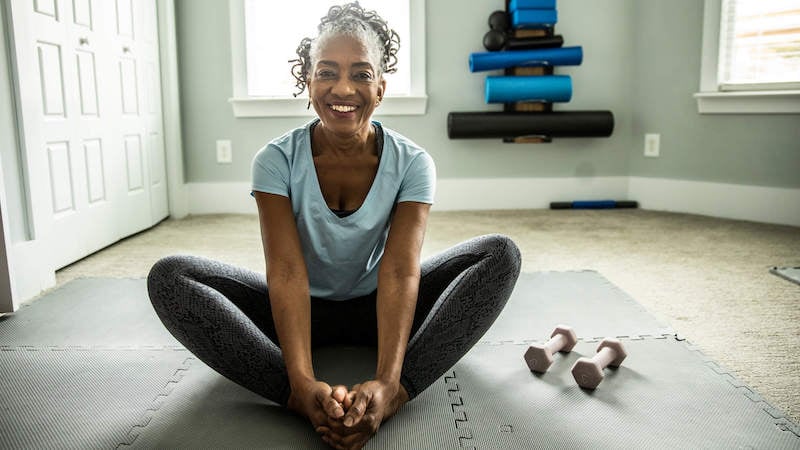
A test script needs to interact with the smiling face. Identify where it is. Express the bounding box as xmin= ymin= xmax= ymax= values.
xmin=308 ymin=34 xmax=386 ymax=139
